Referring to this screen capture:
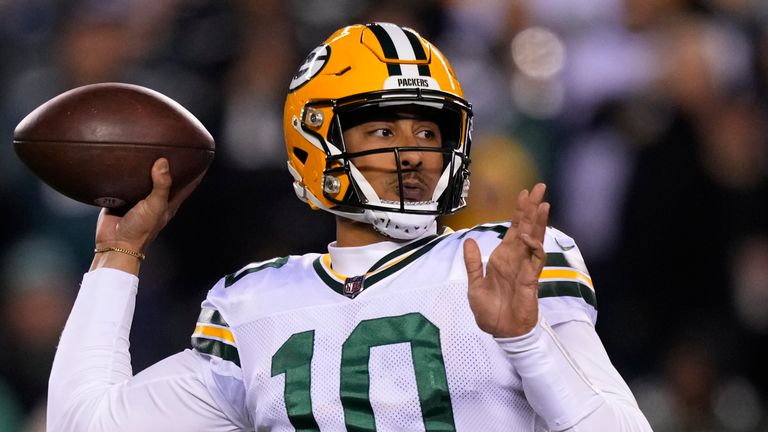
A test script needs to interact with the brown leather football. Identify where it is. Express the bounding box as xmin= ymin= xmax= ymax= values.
xmin=13 ymin=82 xmax=215 ymax=210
